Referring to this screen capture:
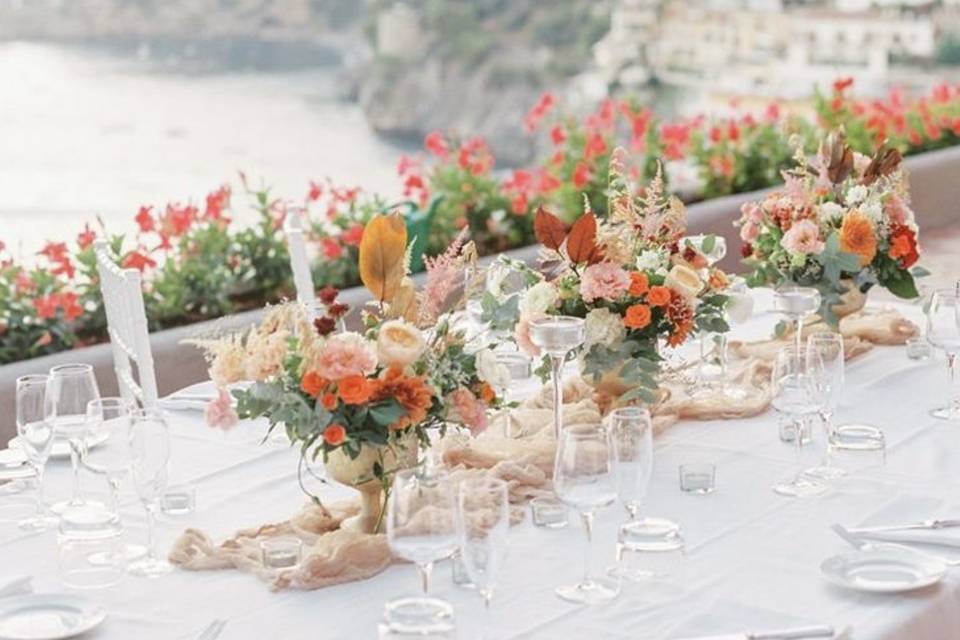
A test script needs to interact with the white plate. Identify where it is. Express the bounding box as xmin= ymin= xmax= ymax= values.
xmin=9 ymin=431 xmax=109 ymax=461
xmin=0 ymin=594 xmax=106 ymax=640
xmin=821 ymin=545 xmax=946 ymax=593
